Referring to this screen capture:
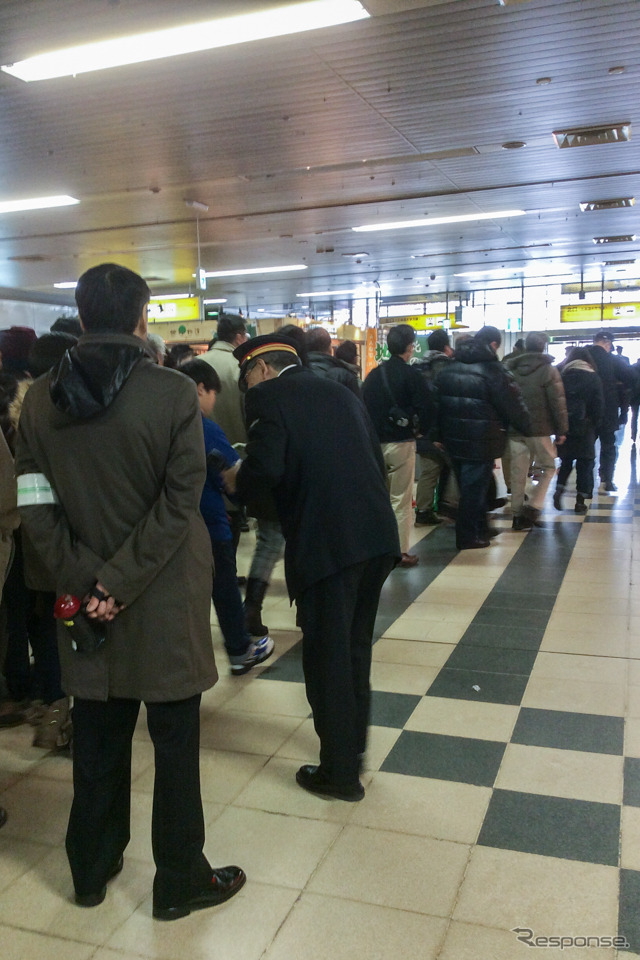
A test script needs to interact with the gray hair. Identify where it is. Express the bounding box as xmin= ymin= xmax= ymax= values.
xmin=524 ymin=332 xmax=549 ymax=353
